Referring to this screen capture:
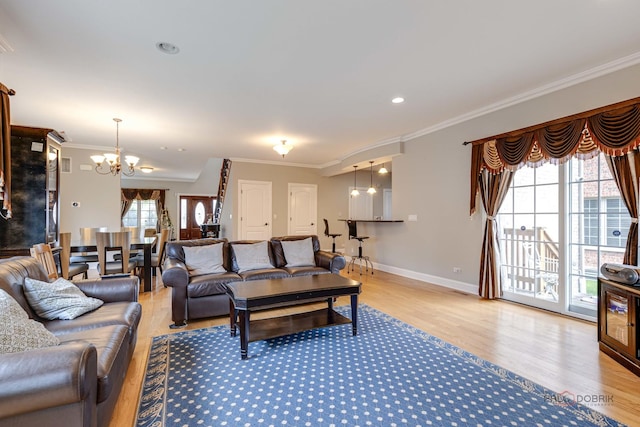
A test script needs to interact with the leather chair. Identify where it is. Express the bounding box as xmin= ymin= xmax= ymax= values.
xmin=58 ymin=232 xmax=89 ymax=279
xmin=323 ymin=218 xmax=342 ymax=253
xmin=347 ymin=220 xmax=373 ymax=275
xmin=96 ymin=231 xmax=137 ymax=276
